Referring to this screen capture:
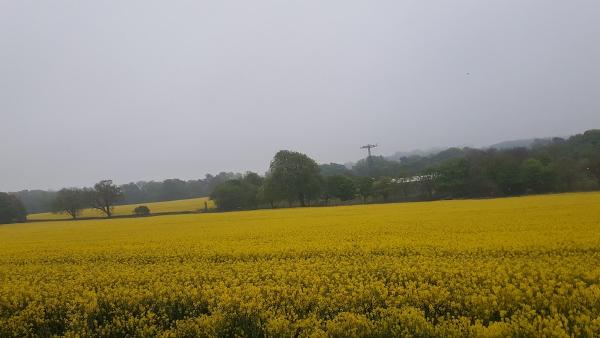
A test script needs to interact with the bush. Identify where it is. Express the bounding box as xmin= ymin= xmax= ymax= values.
xmin=133 ymin=205 xmax=150 ymax=216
